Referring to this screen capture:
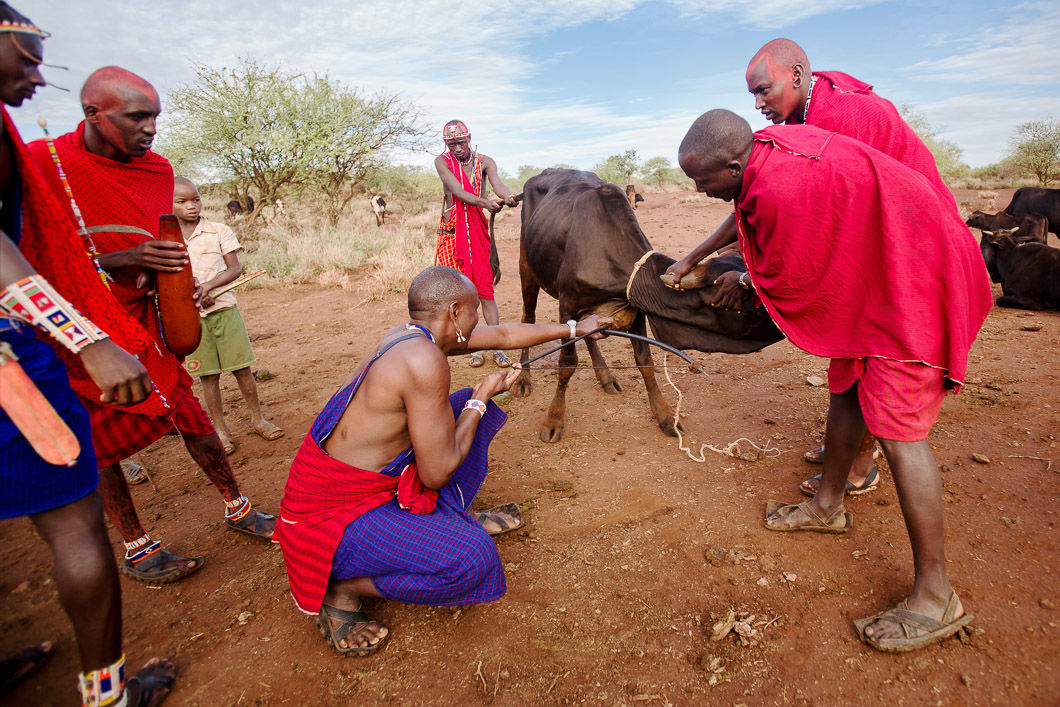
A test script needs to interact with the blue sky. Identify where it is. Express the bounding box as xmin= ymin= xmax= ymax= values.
xmin=14 ymin=1 xmax=1060 ymax=172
